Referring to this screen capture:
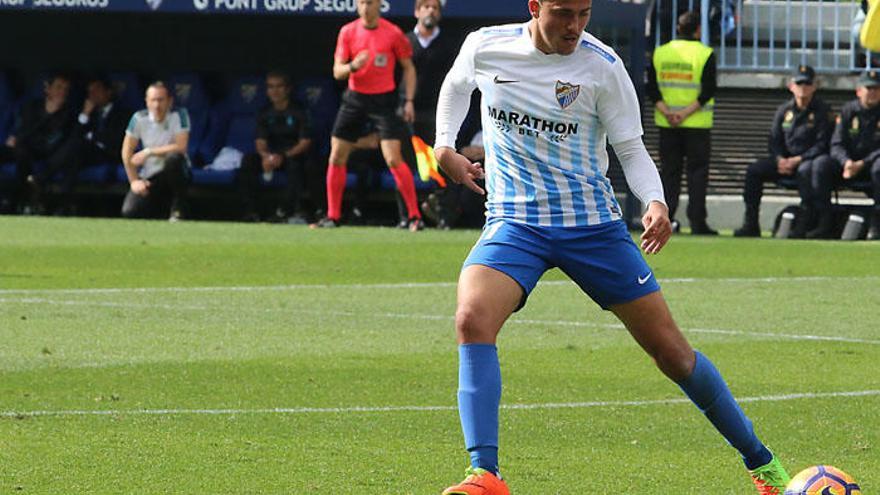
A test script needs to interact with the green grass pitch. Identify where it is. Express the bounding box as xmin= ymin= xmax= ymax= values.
xmin=0 ymin=216 xmax=877 ymax=493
